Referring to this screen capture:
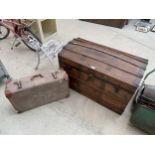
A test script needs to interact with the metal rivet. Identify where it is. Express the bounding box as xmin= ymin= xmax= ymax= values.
xmin=90 ymin=66 xmax=96 ymax=70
